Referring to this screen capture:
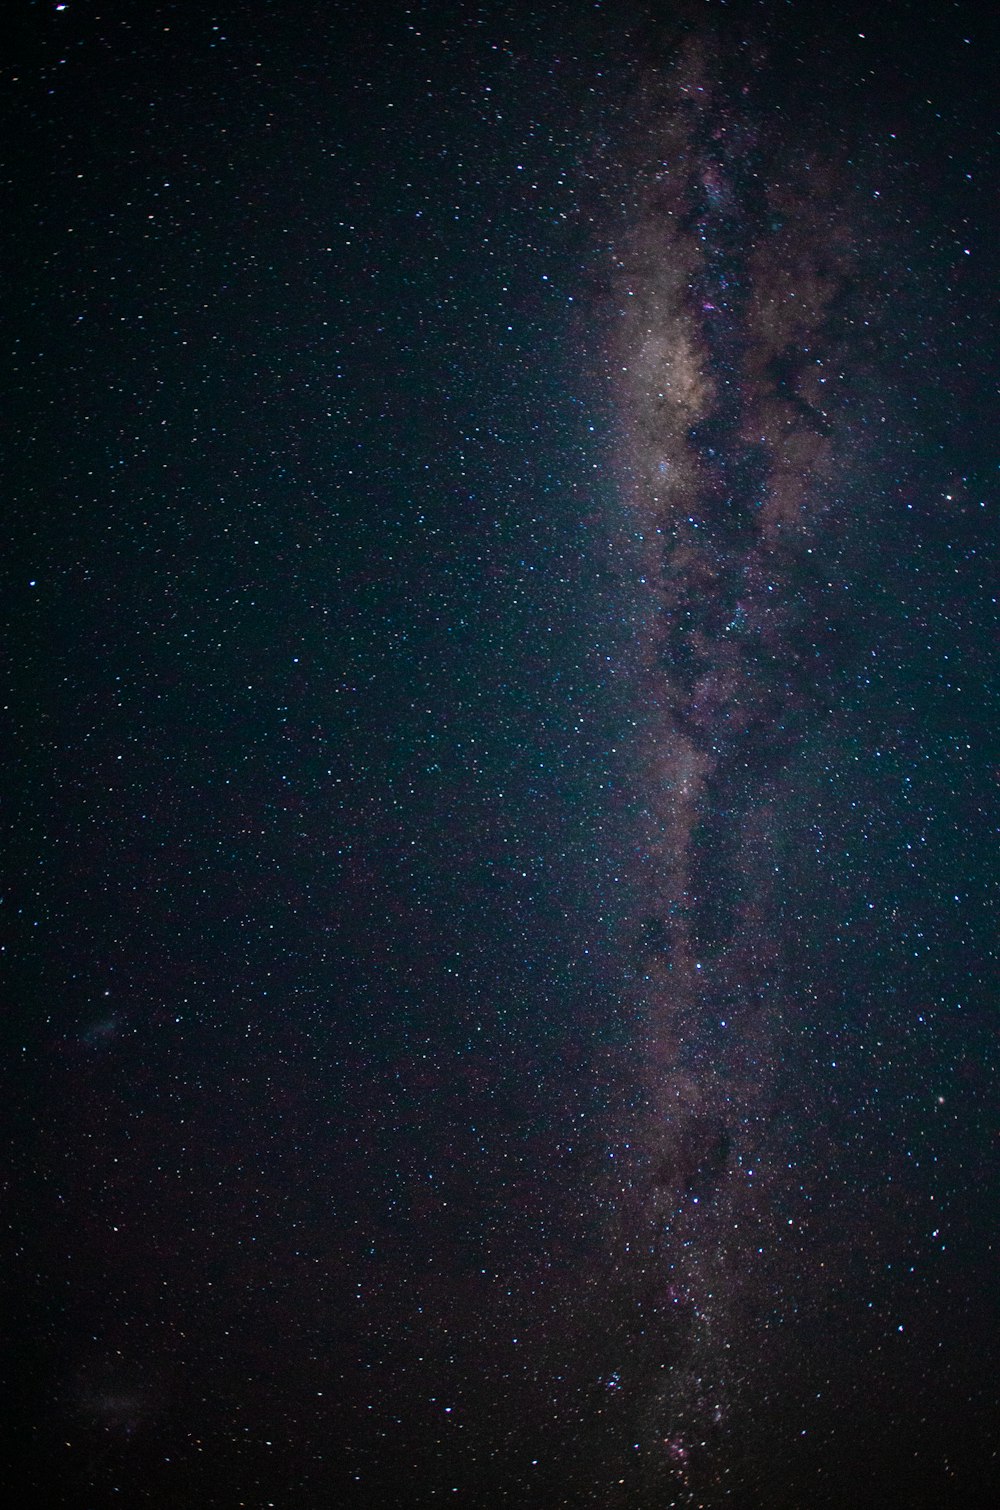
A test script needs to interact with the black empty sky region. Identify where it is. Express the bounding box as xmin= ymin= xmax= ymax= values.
xmin=4 ymin=2 xmax=998 ymax=1506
